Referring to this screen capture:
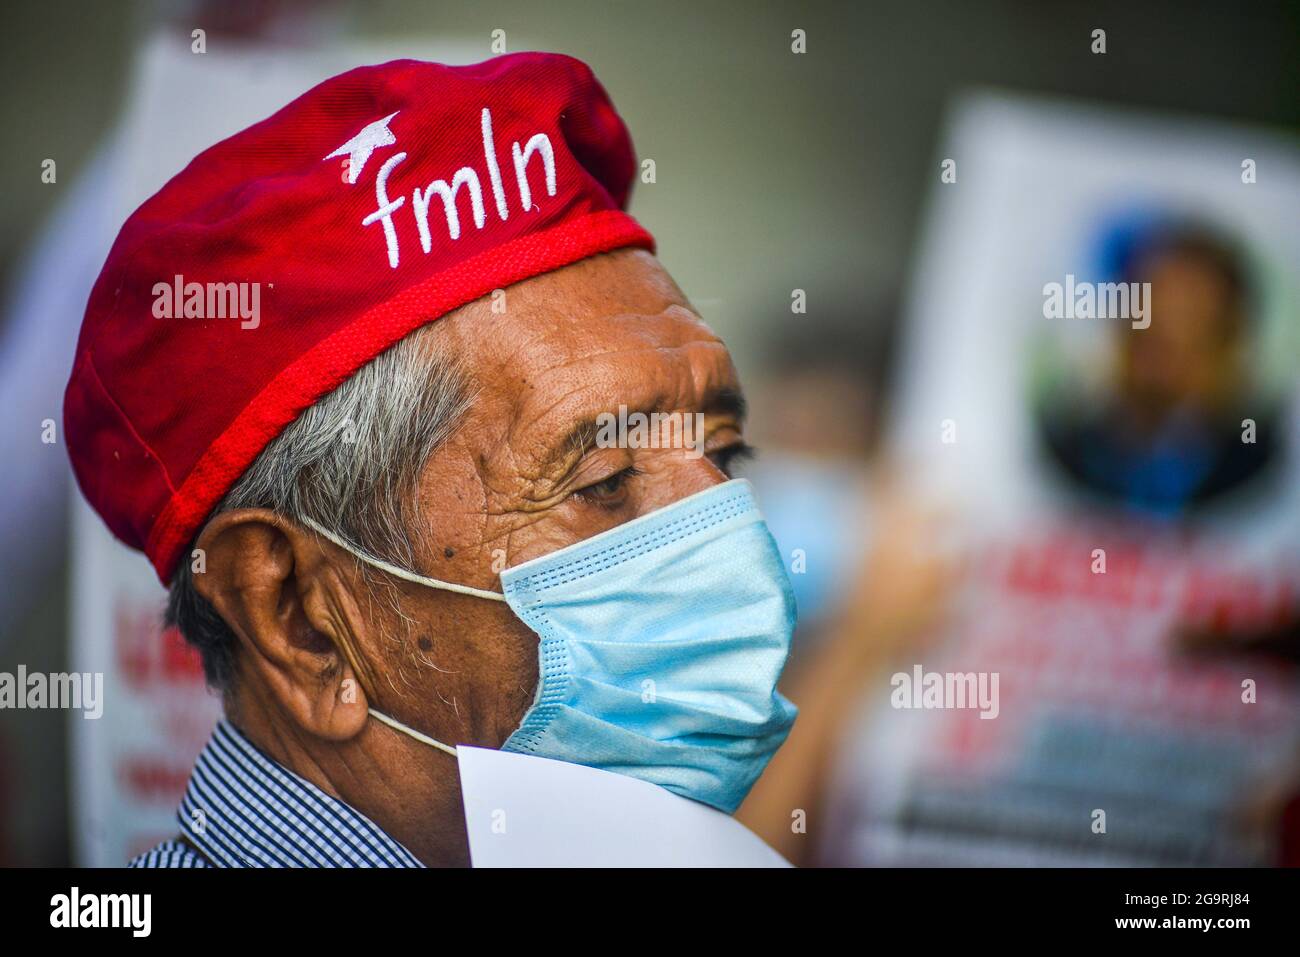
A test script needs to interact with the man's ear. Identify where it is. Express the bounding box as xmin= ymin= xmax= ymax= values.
xmin=192 ymin=509 xmax=372 ymax=742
